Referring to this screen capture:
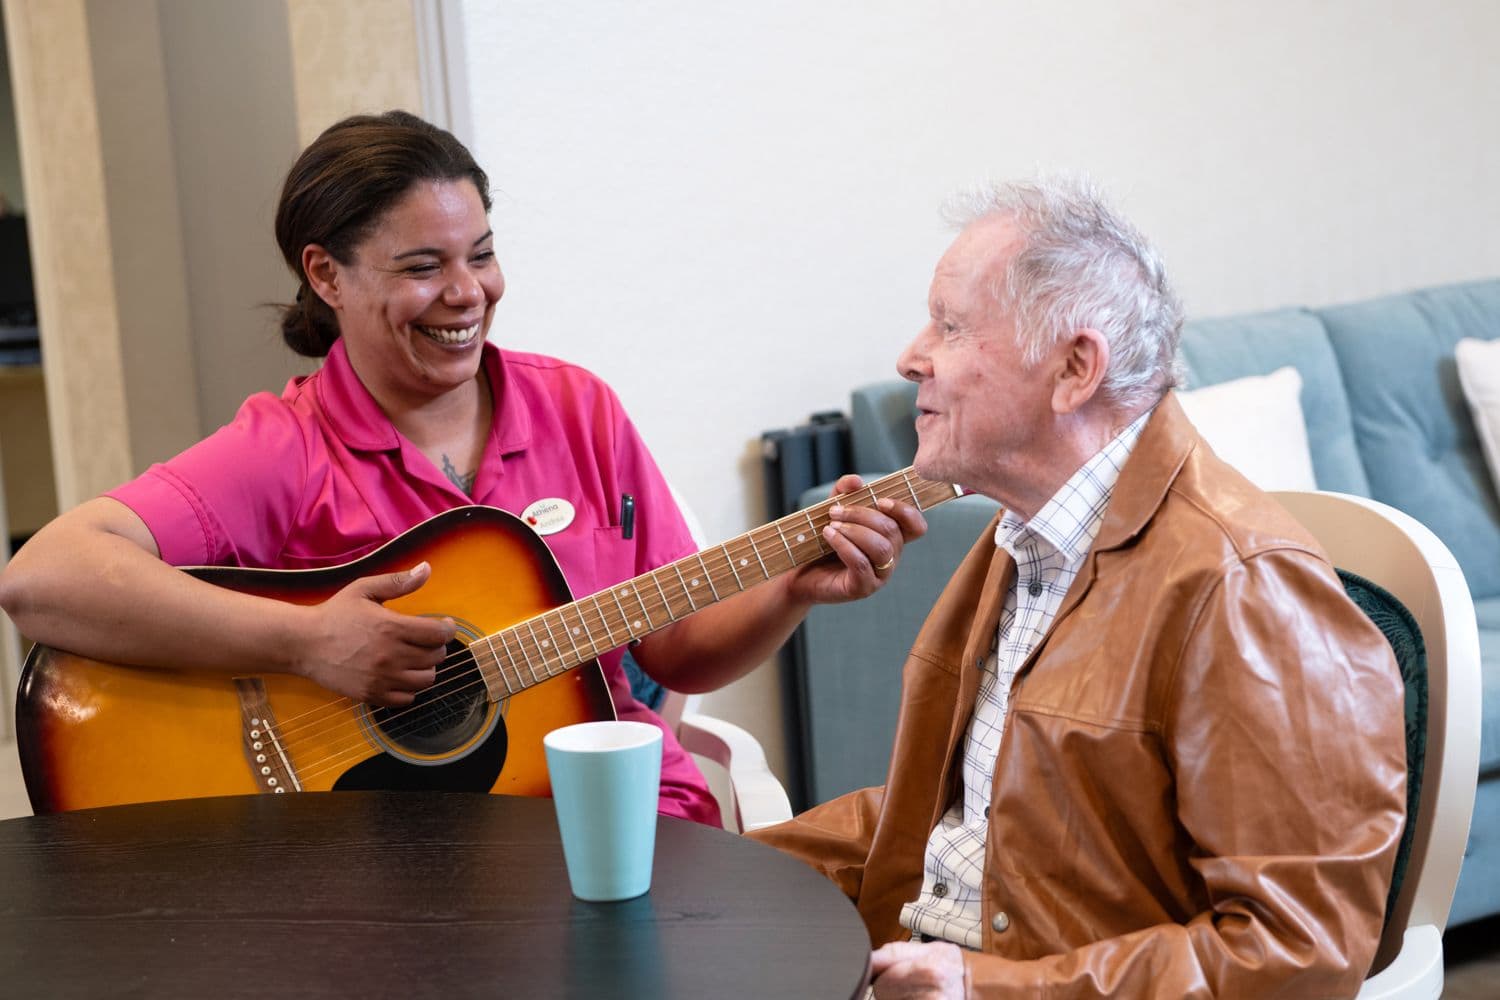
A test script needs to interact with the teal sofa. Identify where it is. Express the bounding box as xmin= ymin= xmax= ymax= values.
xmin=794 ymin=278 xmax=1500 ymax=928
